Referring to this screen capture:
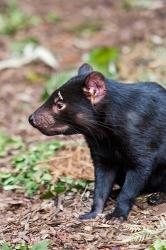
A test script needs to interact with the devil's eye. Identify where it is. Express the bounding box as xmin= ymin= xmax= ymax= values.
xmin=56 ymin=101 xmax=65 ymax=110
